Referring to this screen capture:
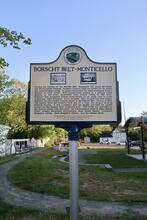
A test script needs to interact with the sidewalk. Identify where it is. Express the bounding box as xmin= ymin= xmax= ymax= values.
xmin=0 ymin=150 xmax=147 ymax=218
